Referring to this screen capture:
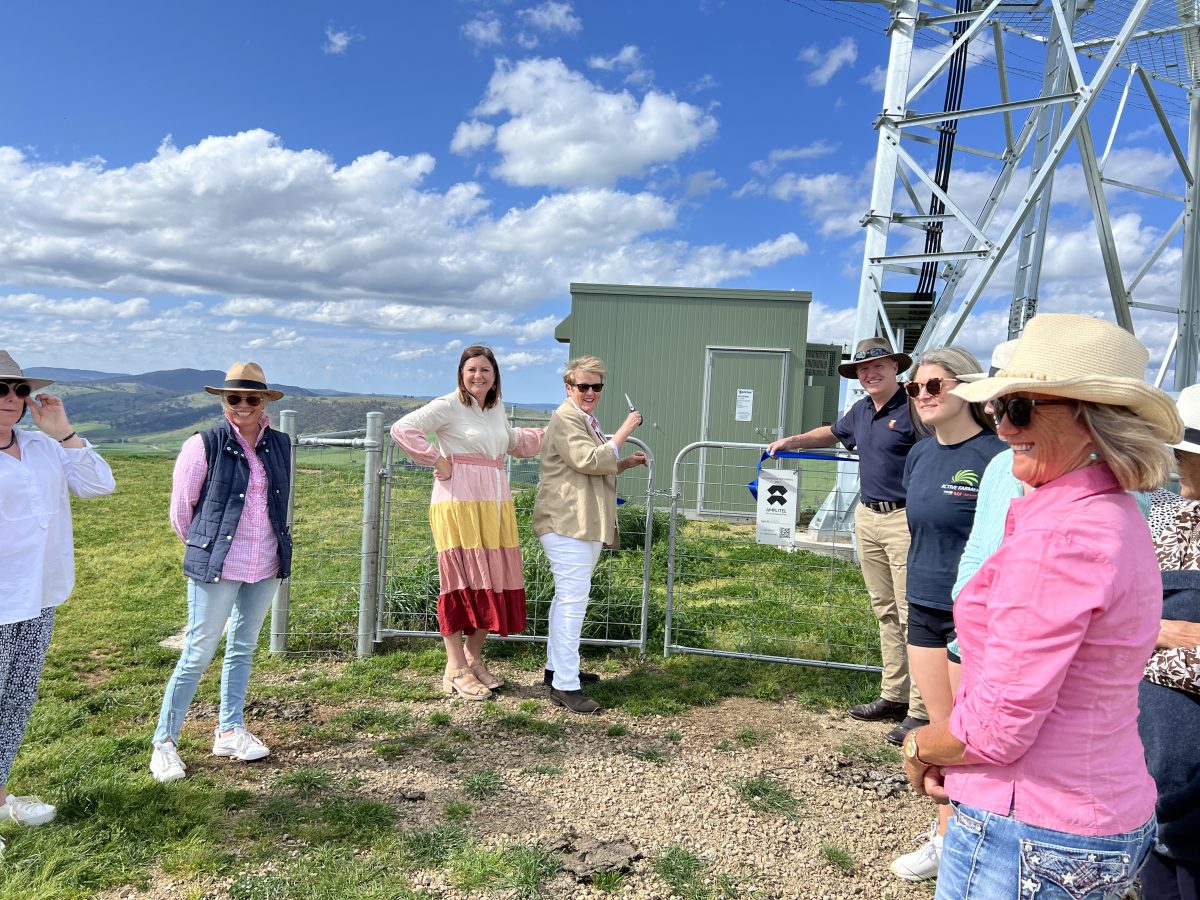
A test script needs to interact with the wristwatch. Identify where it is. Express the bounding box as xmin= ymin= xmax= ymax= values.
xmin=904 ymin=727 xmax=924 ymax=764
